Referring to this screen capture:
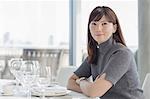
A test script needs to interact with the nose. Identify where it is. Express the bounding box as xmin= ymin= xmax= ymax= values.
xmin=97 ymin=24 xmax=102 ymax=31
